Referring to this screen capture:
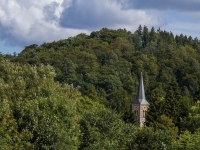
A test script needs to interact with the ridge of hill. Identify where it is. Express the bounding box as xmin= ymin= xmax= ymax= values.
xmin=1 ymin=26 xmax=200 ymax=149
xmin=8 ymin=26 xmax=200 ymax=126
